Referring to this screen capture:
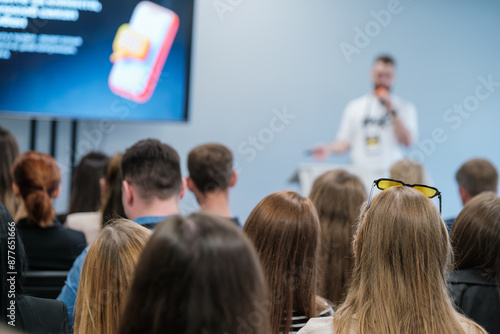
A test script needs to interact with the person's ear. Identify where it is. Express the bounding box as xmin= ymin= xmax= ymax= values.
xmin=12 ymin=183 xmax=20 ymax=196
xmin=229 ymin=170 xmax=237 ymax=188
xmin=52 ymin=185 xmax=61 ymax=199
xmin=186 ymin=177 xmax=196 ymax=193
xmin=122 ymin=180 xmax=134 ymax=206
xmin=459 ymin=185 xmax=472 ymax=206
xmin=179 ymin=178 xmax=186 ymax=200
